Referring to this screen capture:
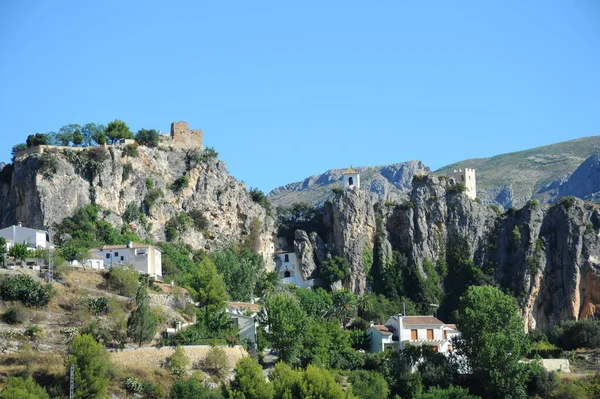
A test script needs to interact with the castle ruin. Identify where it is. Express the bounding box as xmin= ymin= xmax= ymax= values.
xmin=160 ymin=121 xmax=203 ymax=150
